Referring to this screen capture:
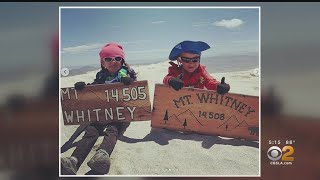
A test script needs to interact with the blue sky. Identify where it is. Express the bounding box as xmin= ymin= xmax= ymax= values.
xmin=61 ymin=7 xmax=259 ymax=67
